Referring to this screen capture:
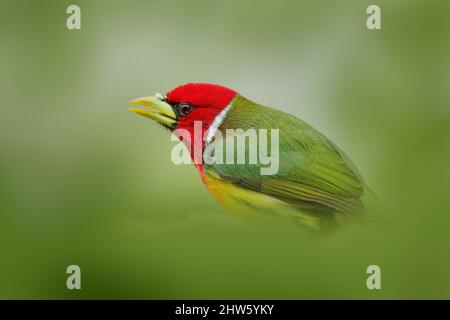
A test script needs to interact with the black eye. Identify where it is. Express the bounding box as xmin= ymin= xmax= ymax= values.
xmin=178 ymin=103 xmax=193 ymax=116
